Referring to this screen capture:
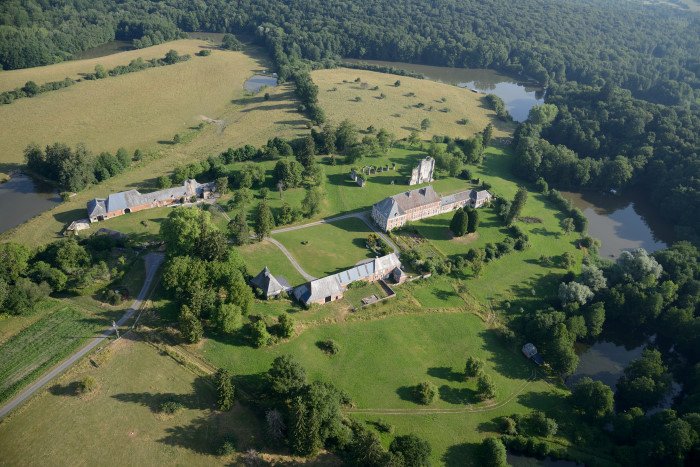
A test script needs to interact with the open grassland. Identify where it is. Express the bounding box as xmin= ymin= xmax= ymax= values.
xmin=0 ymin=300 xmax=58 ymax=346
xmin=0 ymin=337 xmax=263 ymax=466
xmin=0 ymin=40 xmax=214 ymax=90
xmin=272 ymin=217 xmax=375 ymax=278
xmin=238 ymin=239 xmax=307 ymax=286
xmin=0 ymin=40 xmax=284 ymax=167
xmin=312 ymin=67 xmax=513 ymax=141
xmin=201 ymin=311 xmax=569 ymax=465
xmin=2 ymin=44 xmax=306 ymax=247
xmin=409 ymin=146 xmax=583 ymax=306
